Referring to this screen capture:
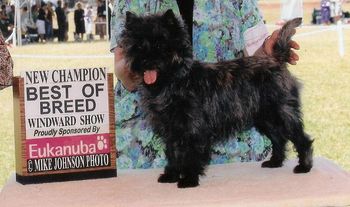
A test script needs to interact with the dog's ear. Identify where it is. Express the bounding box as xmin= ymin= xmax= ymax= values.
xmin=125 ymin=11 xmax=139 ymax=28
xmin=162 ymin=9 xmax=177 ymax=26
